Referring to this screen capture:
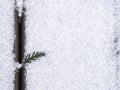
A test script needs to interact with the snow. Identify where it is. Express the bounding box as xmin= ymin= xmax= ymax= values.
xmin=15 ymin=0 xmax=24 ymax=17
xmin=112 ymin=0 xmax=120 ymax=89
xmin=25 ymin=0 xmax=119 ymax=90
xmin=0 ymin=0 xmax=15 ymax=90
